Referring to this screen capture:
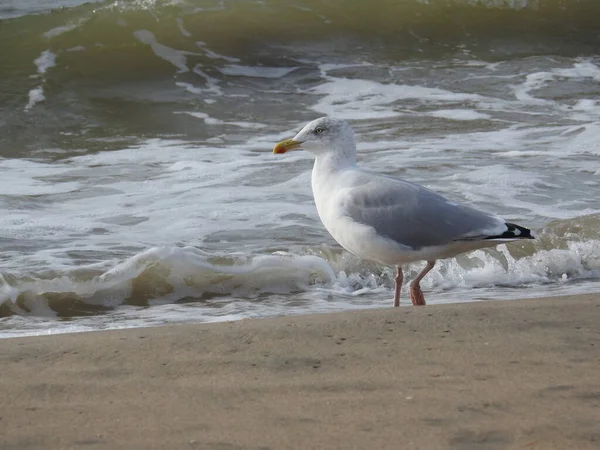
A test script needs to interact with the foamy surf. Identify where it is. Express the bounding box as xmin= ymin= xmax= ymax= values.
xmin=1 ymin=215 xmax=598 ymax=336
